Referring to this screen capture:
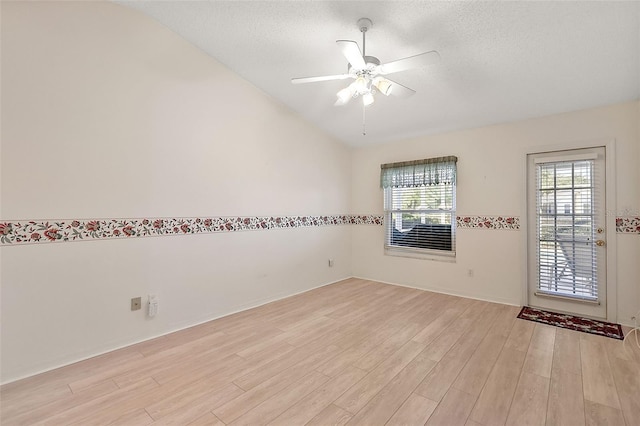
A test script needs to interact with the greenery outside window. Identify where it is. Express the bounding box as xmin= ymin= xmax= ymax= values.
xmin=381 ymin=156 xmax=457 ymax=258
